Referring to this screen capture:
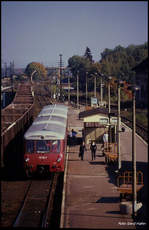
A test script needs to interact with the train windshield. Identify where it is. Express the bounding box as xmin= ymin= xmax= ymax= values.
xmin=36 ymin=140 xmax=60 ymax=153
xmin=26 ymin=140 xmax=60 ymax=153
